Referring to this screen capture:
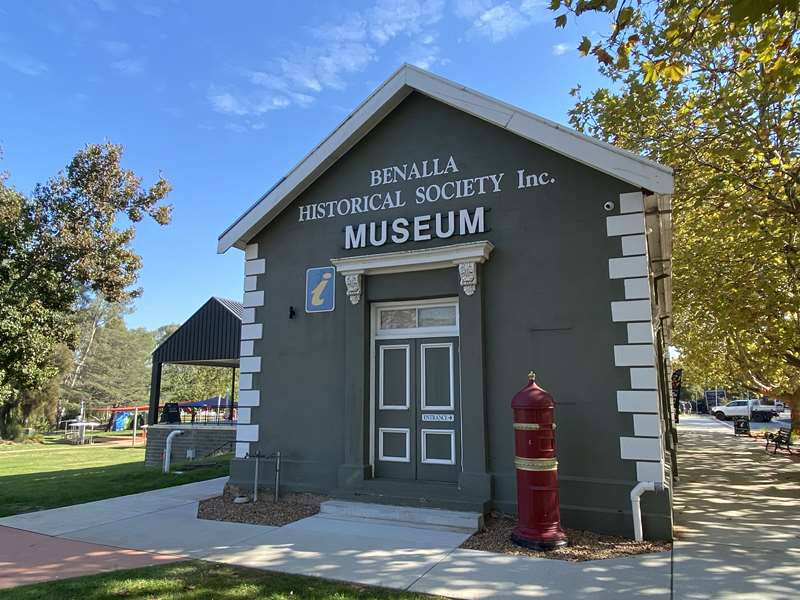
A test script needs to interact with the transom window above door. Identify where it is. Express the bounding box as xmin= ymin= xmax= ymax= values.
xmin=375 ymin=300 xmax=458 ymax=339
